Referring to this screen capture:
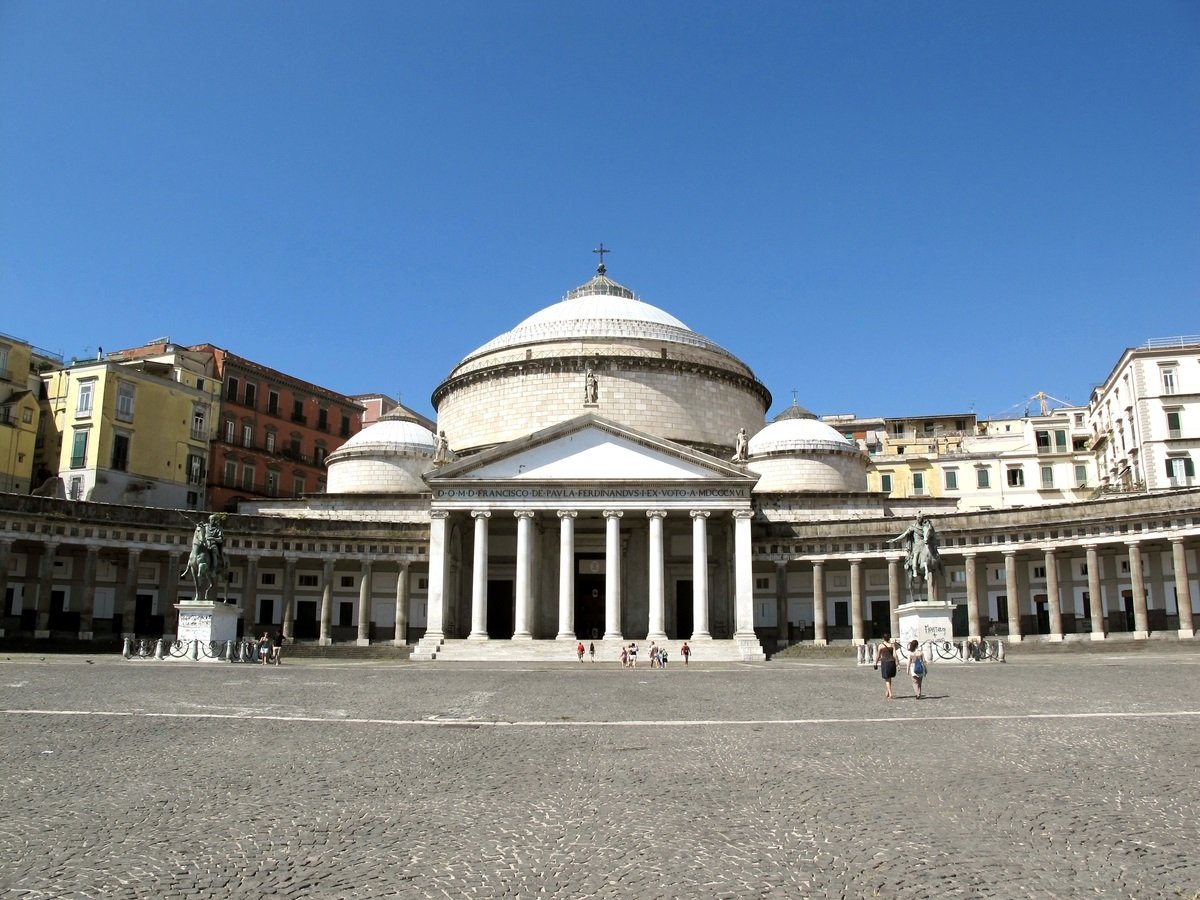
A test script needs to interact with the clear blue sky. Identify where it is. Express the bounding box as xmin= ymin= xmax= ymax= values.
xmin=2 ymin=1 xmax=1197 ymax=422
